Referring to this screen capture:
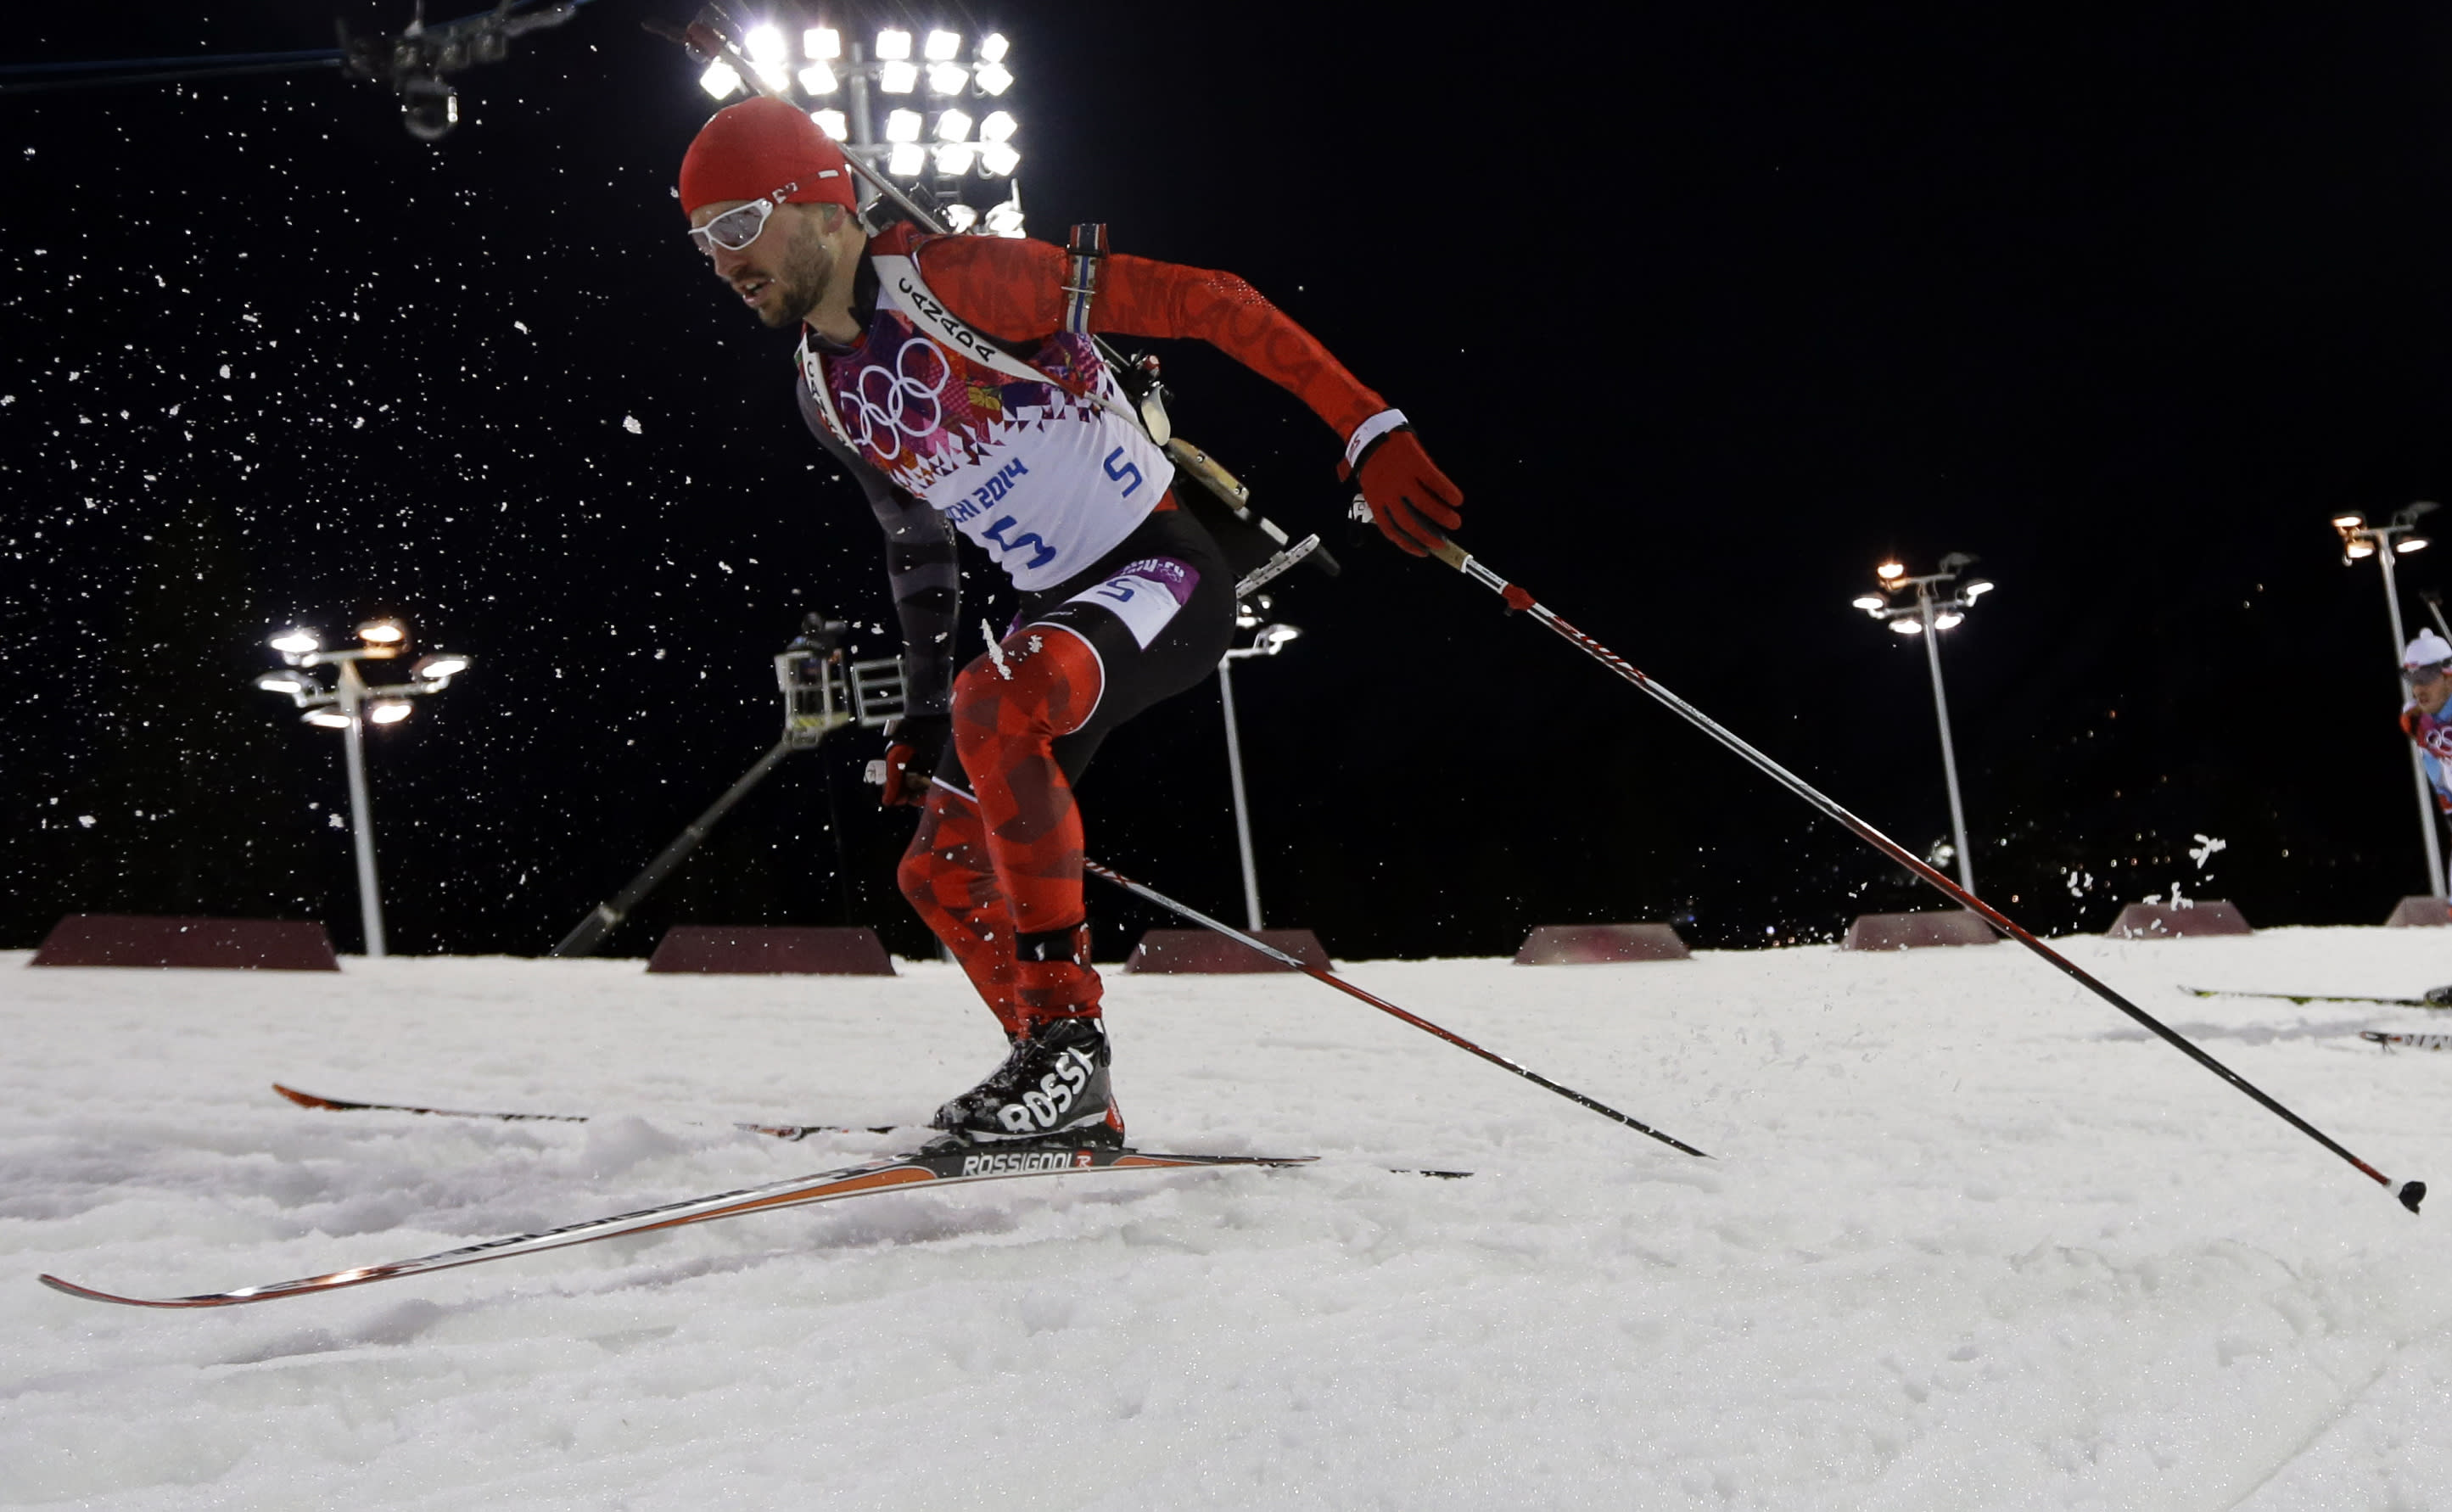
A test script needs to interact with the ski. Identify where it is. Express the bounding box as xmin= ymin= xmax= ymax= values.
xmin=272 ymin=1082 xmax=906 ymax=1141
xmin=2362 ymin=1031 xmax=2452 ymax=1052
xmin=2184 ymin=986 xmax=2452 ymax=1010
xmin=39 ymin=1142 xmax=1317 ymax=1309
